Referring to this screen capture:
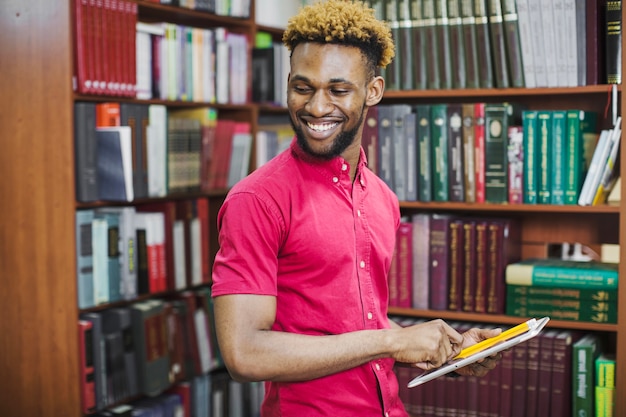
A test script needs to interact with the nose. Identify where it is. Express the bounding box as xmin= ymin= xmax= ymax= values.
xmin=305 ymin=90 xmax=333 ymax=116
